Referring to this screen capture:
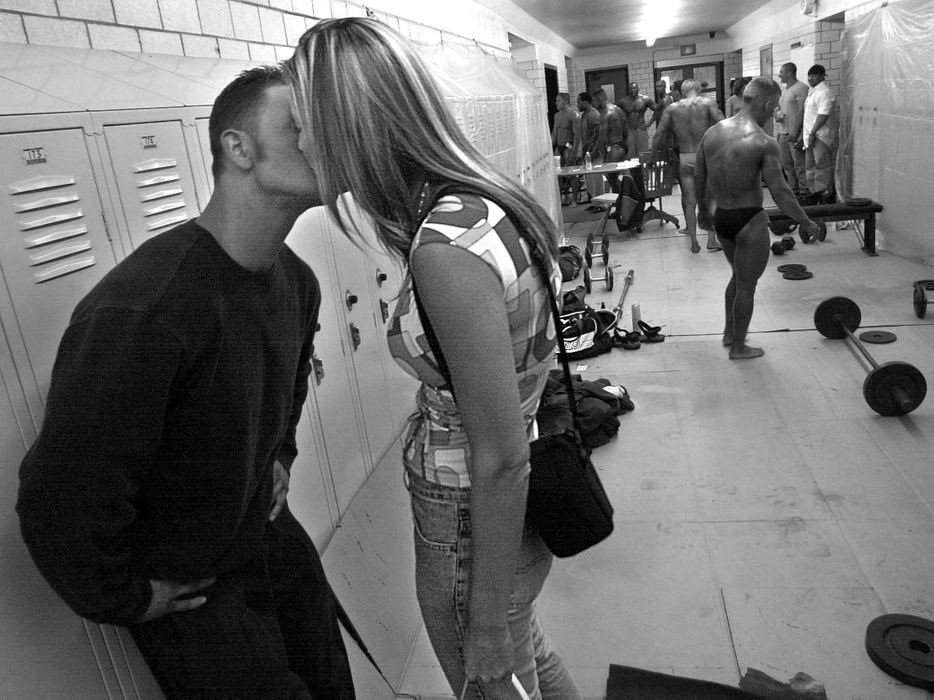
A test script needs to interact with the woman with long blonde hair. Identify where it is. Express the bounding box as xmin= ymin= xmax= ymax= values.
xmin=284 ymin=18 xmax=581 ymax=700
